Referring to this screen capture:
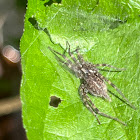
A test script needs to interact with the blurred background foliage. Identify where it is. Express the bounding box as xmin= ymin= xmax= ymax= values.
xmin=0 ymin=0 xmax=27 ymax=139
